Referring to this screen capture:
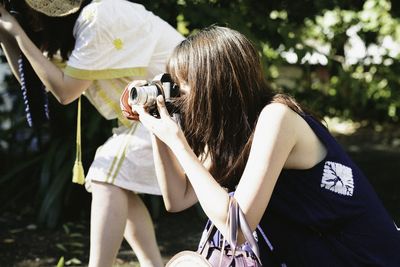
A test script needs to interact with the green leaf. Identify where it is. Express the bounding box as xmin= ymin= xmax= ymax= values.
xmin=63 ymin=224 xmax=70 ymax=235
xmin=65 ymin=258 xmax=82 ymax=265
xmin=56 ymin=256 xmax=65 ymax=267
xmin=56 ymin=244 xmax=68 ymax=252
xmin=67 ymin=242 xmax=84 ymax=248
